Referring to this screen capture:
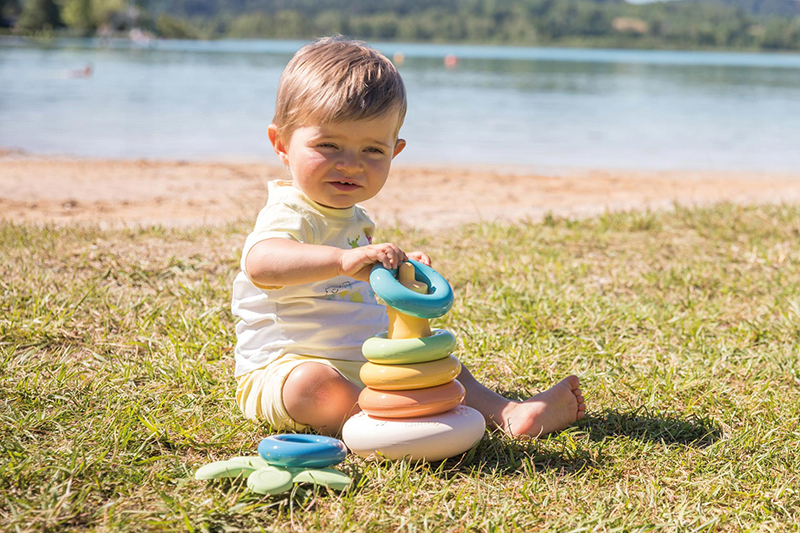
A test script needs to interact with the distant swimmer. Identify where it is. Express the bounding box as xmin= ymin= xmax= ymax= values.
xmin=129 ymin=28 xmax=154 ymax=46
xmin=68 ymin=63 xmax=93 ymax=78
